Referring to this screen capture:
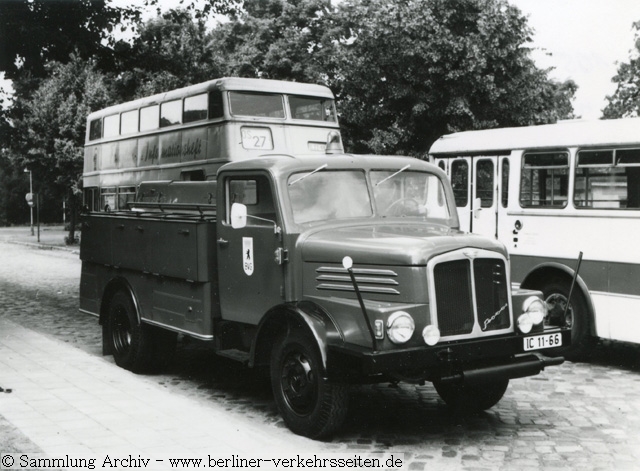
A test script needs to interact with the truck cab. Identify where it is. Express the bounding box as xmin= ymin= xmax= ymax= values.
xmin=80 ymin=153 xmax=569 ymax=438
